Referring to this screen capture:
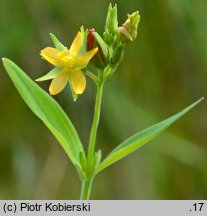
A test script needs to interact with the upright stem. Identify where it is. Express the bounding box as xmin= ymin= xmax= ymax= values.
xmin=87 ymin=81 xmax=104 ymax=167
xmin=80 ymin=76 xmax=104 ymax=200
xmin=80 ymin=179 xmax=93 ymax=200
